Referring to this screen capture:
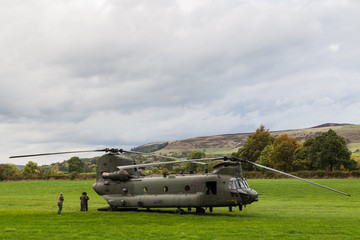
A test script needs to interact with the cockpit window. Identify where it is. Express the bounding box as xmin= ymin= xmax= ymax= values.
xmin=238 ymin=179 xmax=246 ymax=188
xmin=235 ymin=180 xmax=241 ymax=189
xmin=229 ymin=178 xmax=250 ymax=189
xmin=243 ymin=179 xmax=250 ymax=188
